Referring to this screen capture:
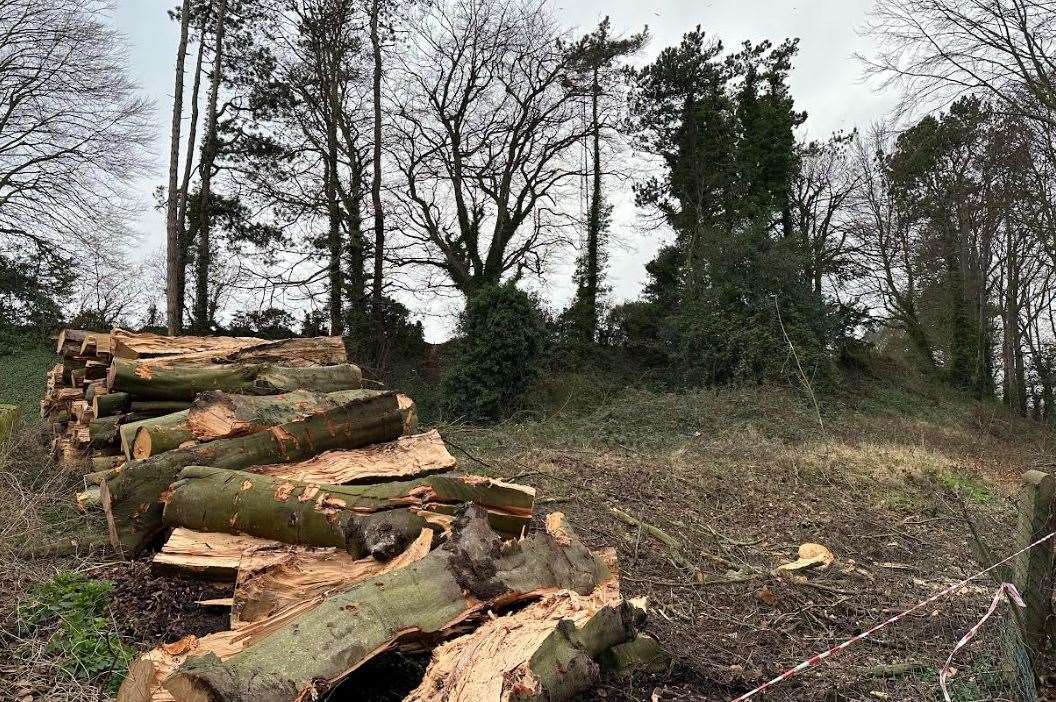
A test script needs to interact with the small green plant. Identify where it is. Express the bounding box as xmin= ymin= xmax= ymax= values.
xmin=939 ymin=470 xmax=996 ymax=504
xmin=18 ymin=572 xmax=135 ymax=692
